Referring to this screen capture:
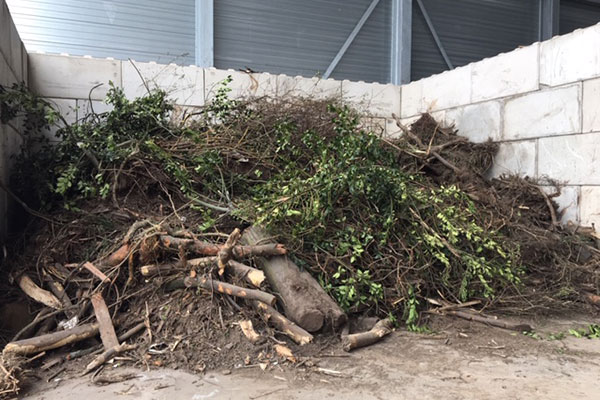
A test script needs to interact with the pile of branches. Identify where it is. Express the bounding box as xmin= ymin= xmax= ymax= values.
xmin=0 ymin=78 xmax=599 ymax=394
